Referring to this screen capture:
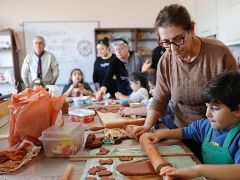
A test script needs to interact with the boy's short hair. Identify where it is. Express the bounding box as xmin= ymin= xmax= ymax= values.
xmin=202 ymin=71 xmax=240 ymax=111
